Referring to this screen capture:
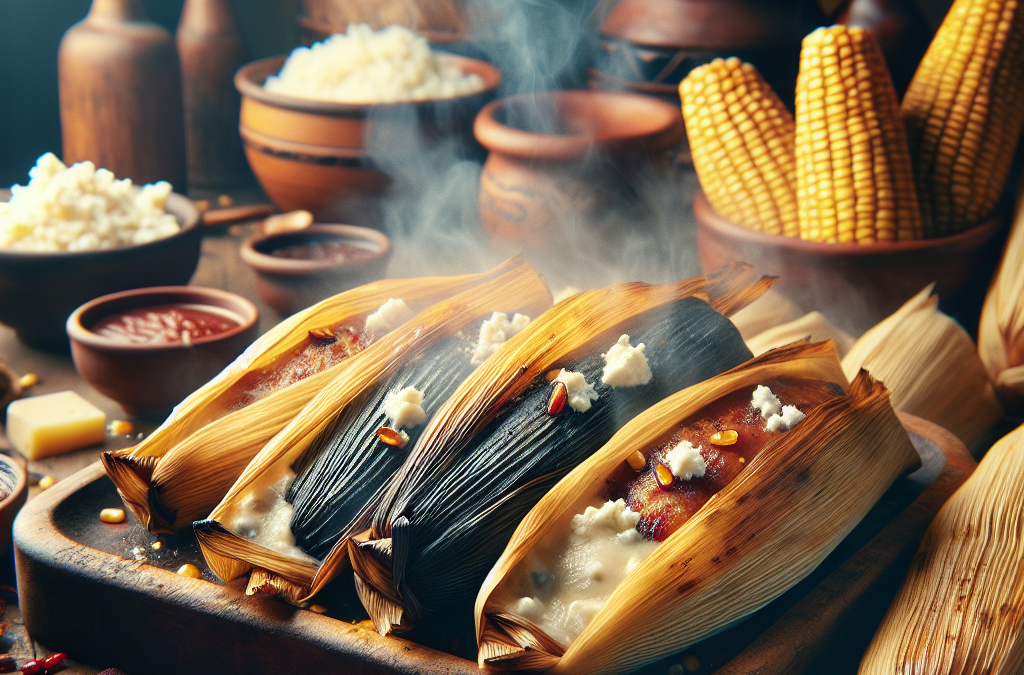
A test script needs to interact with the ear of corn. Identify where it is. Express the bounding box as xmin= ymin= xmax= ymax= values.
xmin=902 ymin=0 xmax=1024 ymax=235
xmin=680 ymin=57 xmax=800 ymax=236
xmin=795 ymin=25 xmax=922 ymax=243
xmin=476 ymin=341 xmax=919 ymax=675
xmin=859 ymin=422 xmax=1024 ymax=675
xmin=842 ymin=285 xmax=1004 ymax=447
